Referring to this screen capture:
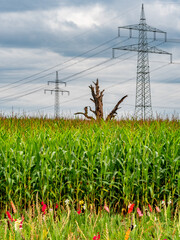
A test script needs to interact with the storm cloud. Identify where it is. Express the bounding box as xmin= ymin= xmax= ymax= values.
xmin=0 ymin=0 xmax=179 ymax=117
